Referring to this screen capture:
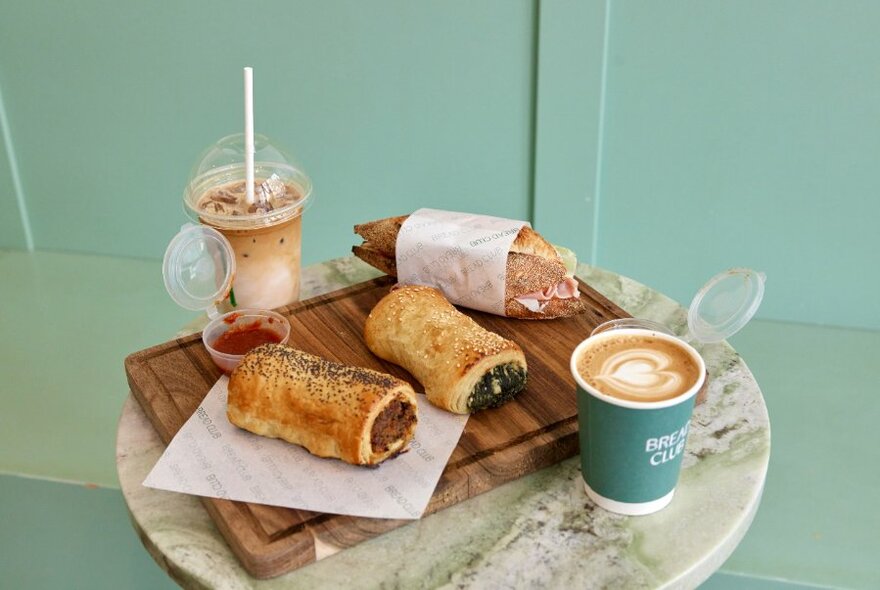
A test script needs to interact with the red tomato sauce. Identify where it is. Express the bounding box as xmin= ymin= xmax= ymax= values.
xmin=212 ymin=322 xmax=282 ymax=355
